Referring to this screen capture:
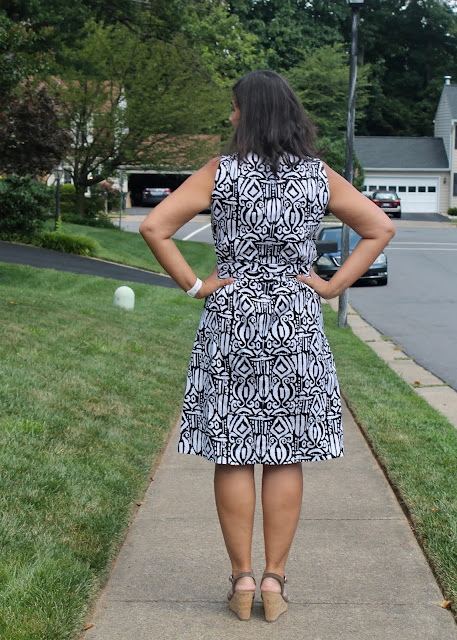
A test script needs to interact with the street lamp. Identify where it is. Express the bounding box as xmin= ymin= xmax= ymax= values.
xmin=53 ymin=164 xmax=64 ymax=231
xmin=338 ymin=0 xmax=364 ymax=328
